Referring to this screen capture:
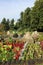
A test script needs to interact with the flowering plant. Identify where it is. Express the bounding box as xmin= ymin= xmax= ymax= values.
xmin=20 ymin=43 xmax=43 ymax=60
xmin=0 ymin=41 xmax=24 ymax=61
xmin=12 ymin=42 xmax=24 ymax=60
